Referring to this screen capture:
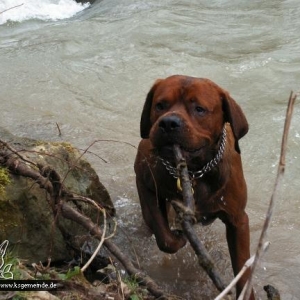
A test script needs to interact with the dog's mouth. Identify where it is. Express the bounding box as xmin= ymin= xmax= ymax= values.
xmin=180 ymin=145 xmax=204 ymax=153
xmin=155 ymin=143 xmax=205 ymax=159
